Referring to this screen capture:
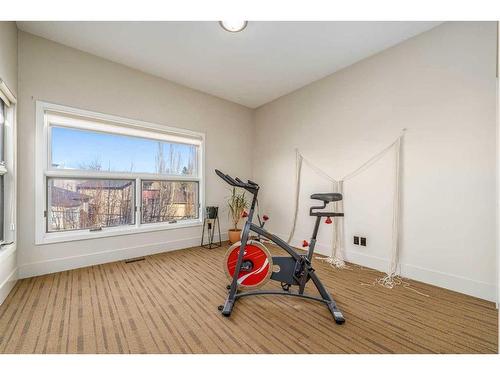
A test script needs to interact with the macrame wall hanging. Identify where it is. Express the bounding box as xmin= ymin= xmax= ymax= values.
xmin=287 ymin=130 xmax=407 ymax=288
